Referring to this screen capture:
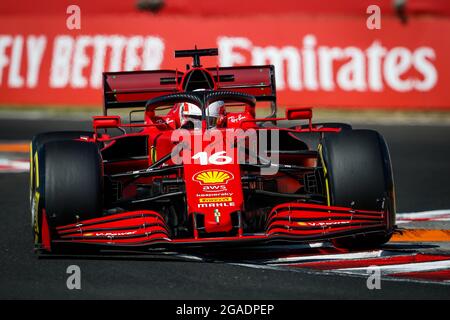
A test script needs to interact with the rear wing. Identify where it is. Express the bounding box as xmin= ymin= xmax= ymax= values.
xmin=102 ymin=70 xmax=179 ymax=112
xmin=102 ymin=65 xmax=276 ymax=116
